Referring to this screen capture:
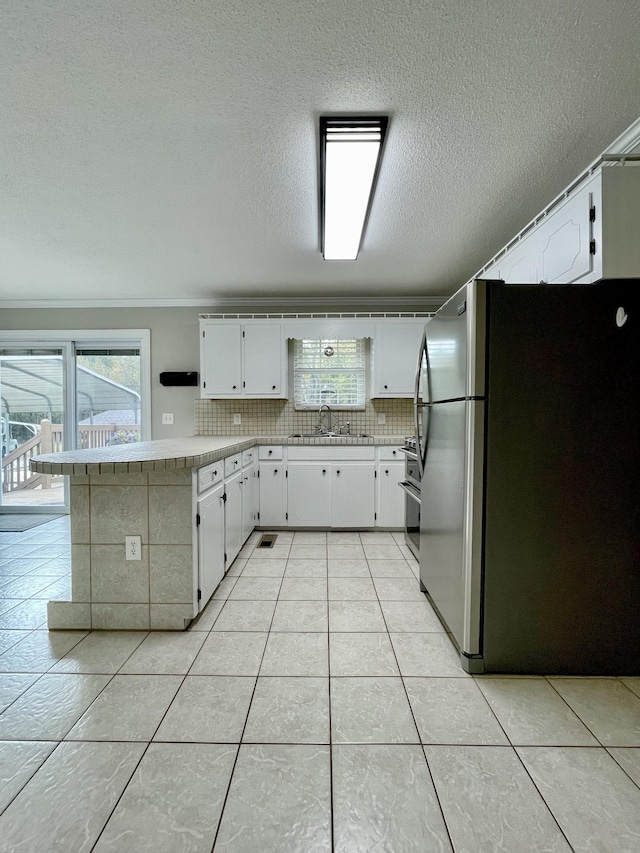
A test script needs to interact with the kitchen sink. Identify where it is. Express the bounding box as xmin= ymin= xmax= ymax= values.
xmin=289 ymin=433 xmax=370 ymax=438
